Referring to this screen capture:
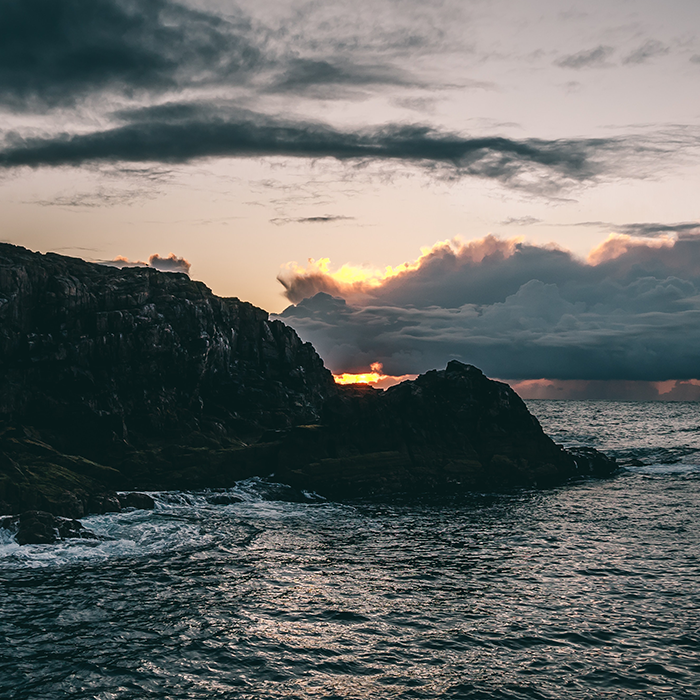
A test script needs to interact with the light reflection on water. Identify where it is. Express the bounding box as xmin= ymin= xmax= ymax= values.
xmin=1 ymin=401 xmax=700 ymax=699
xmin=527 ymin=399 xmax=700 ymax=467
xmin=2 ymin=475 xmax=699 ymax=699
